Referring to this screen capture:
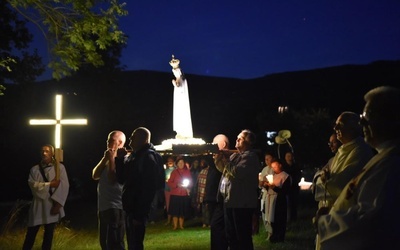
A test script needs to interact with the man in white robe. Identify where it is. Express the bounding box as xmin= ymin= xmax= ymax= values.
xmin=23 ymin=144 xmax=69 ymax=250
xmin=315 ymin=86 xmax=400 ymax=250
